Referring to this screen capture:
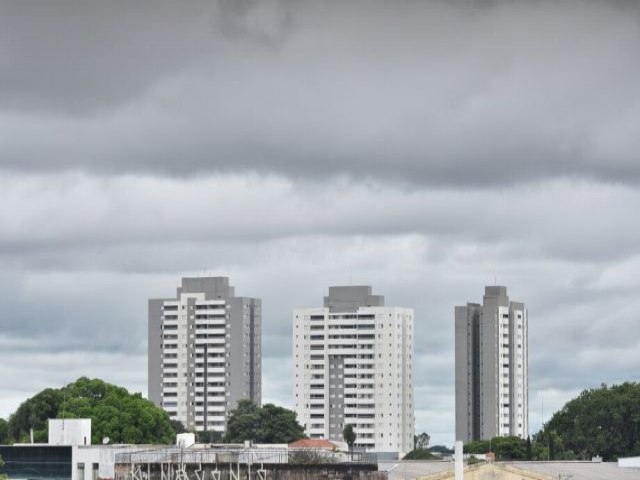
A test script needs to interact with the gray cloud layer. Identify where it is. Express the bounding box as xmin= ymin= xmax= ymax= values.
xmin=1 ymin=0 xmax=639 ymax=446
xmin=1 ymin=0 xmax=640 ymax=185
